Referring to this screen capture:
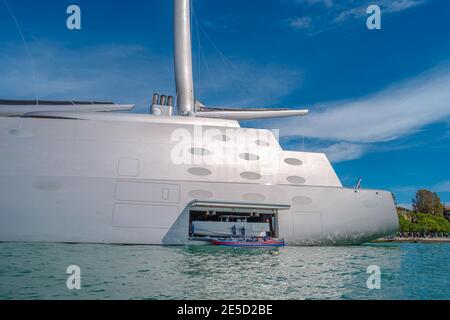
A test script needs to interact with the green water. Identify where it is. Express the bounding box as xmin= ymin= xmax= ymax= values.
xmin=0 ymin=242 xmax=448 ymax=300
